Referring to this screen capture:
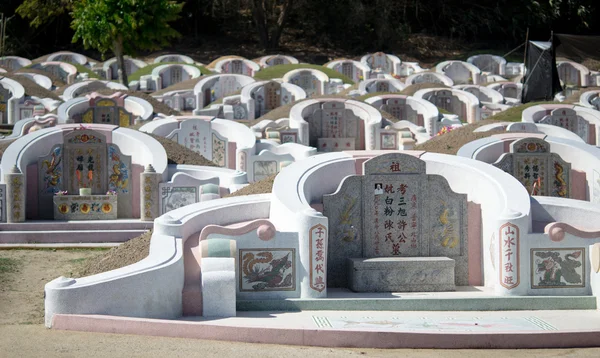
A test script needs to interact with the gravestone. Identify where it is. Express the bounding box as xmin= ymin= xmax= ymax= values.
xmin=365 ymin=52 xmax=392 ymax=73
xmin=168 ymin=119 xmax=212 ymax=161
xmin=307 ymin=102 xmax=361 ymax=151
xmin=539 ymin=108 xmax=590 ymax=143
xmin=557 ymin=63 xmax=581 ymax=87
xmin=289 ymin=71 xmax=321 ymax=97
xmin=493 ymin=137 xmax=571 ymax=198
xmin=323 ymin=153 xmax=468 ymax=290
xmin=443 ymin=62 xmax=472 ymax=85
